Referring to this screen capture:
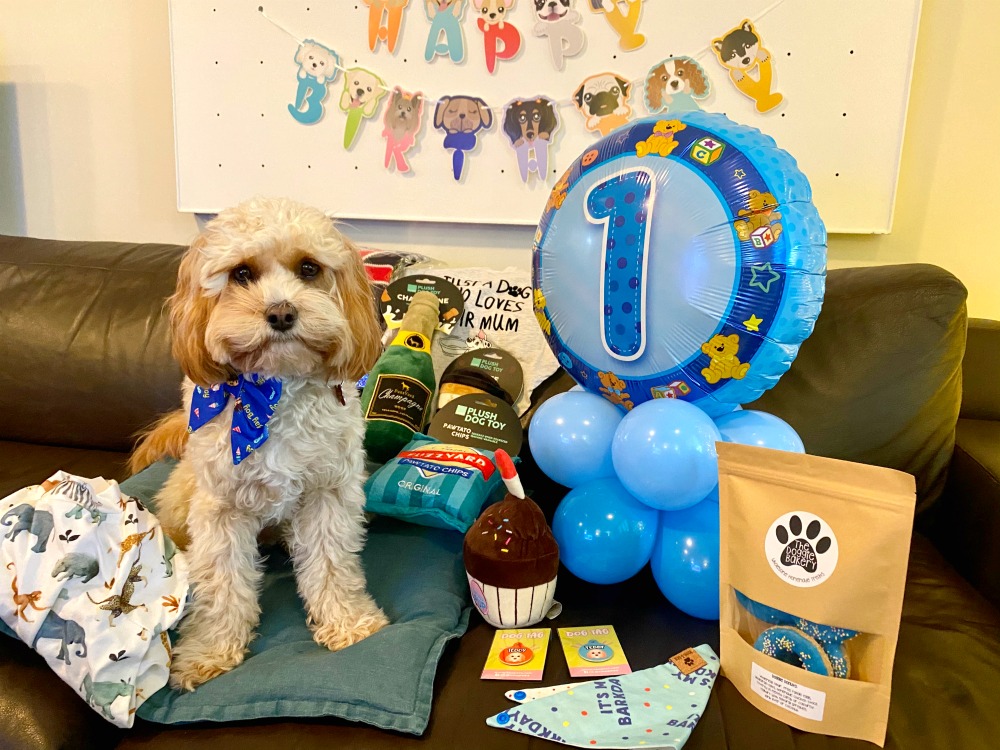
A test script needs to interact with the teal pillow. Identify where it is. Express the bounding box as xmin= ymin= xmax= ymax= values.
xmin=120 ymin=462 xmax=470 ymax=733
xmin=364 ymin=433 xmax=508 ymax=532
